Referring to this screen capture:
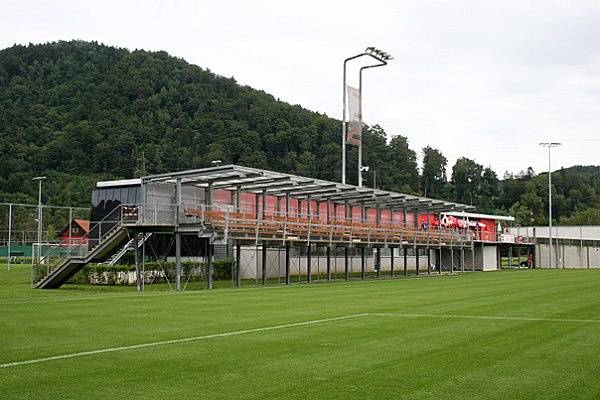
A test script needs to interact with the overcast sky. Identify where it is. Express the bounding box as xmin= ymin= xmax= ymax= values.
xmin=1 ymin=0 xmax=599 ymax=177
